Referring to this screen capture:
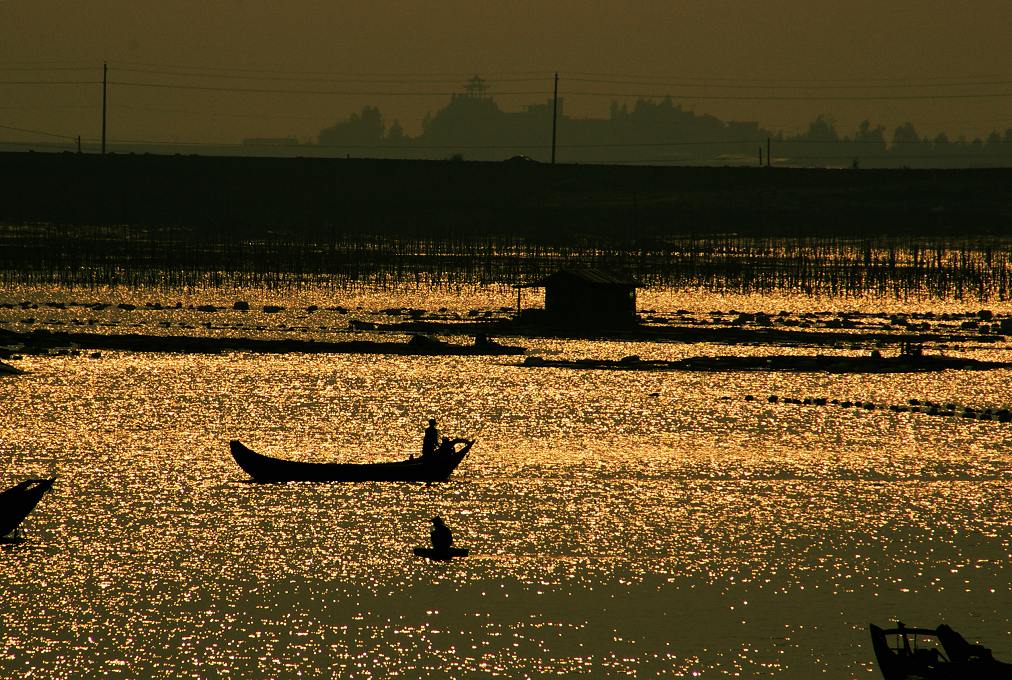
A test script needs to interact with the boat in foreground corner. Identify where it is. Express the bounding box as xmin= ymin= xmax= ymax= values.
xmin=0 ymin=477 xmax=55 ymax=539
xmin=870 ymin=622 xmax=1012 ymax=679
xmin=229 ymin=439 xmax=473 ymax=483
